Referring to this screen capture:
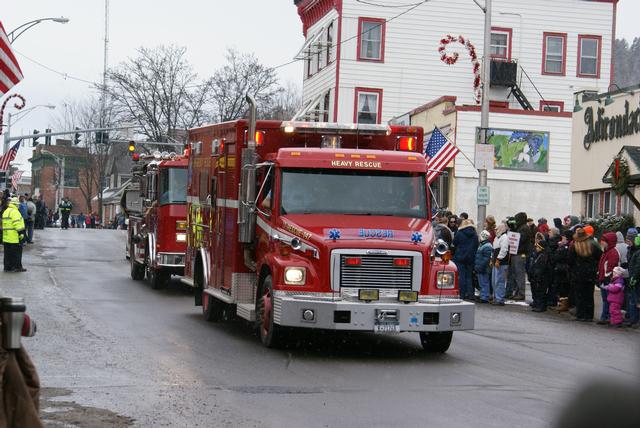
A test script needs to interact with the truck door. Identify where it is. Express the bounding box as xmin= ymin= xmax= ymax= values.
xmin=213 ymin=142 xmax=229 ymax=292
